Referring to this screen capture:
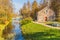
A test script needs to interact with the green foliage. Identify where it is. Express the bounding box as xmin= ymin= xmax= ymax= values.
xmin=20 ymin=17 xmax=33 ymax=25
